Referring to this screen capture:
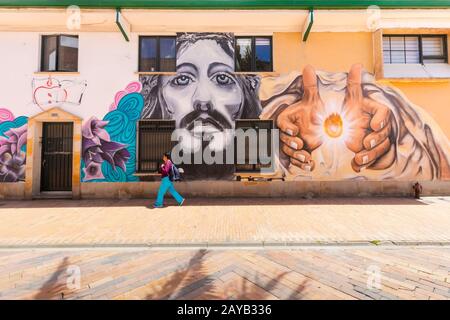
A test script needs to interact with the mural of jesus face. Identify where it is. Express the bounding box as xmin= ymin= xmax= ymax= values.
xmin=161 ymin=39 xmax=243 ymax=151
